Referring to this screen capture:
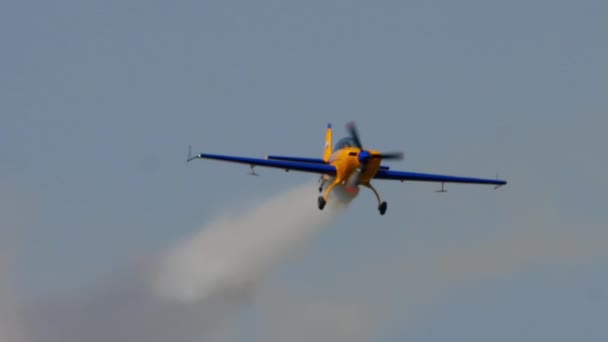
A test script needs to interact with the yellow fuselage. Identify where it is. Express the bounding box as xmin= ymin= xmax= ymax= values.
xmin=327 ymin=147 xmax=382 ymax=185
